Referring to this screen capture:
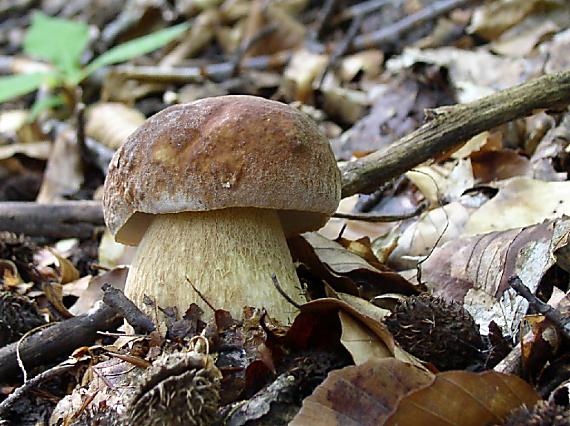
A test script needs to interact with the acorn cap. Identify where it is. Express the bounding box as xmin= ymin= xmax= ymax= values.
xmin=103 ymin=95 xmax=341 ymax=245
